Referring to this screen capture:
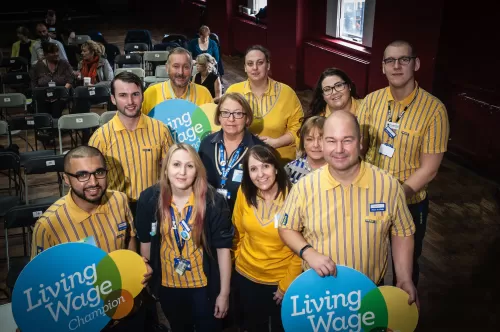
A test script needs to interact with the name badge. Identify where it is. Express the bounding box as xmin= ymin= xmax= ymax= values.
xmin=48 ymin=81 xmax=56 ymax=87
xmin=370 ymin=203 xmax=386 ymax=212
xmin=386 ymin=121 xmax=400 ymax=131
xmin=379 ymin=143 xmax=395 ymax=158
xmin=274 ymin=214 xmax=280 ymax=228
xmin=232 ymin=170 xmax=243 ymax=183
xmin=117 ymin=222 xmax=128 ymax=231
xmin=174 ymin=258 xmax=192 ymax=275
xmin=384 ymin=126 xmax=397 ymax=139
xmin=217 ymin=188 xmax=231 ymax=200
xmin=180 ymin=219 xmax=191 ymax=232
